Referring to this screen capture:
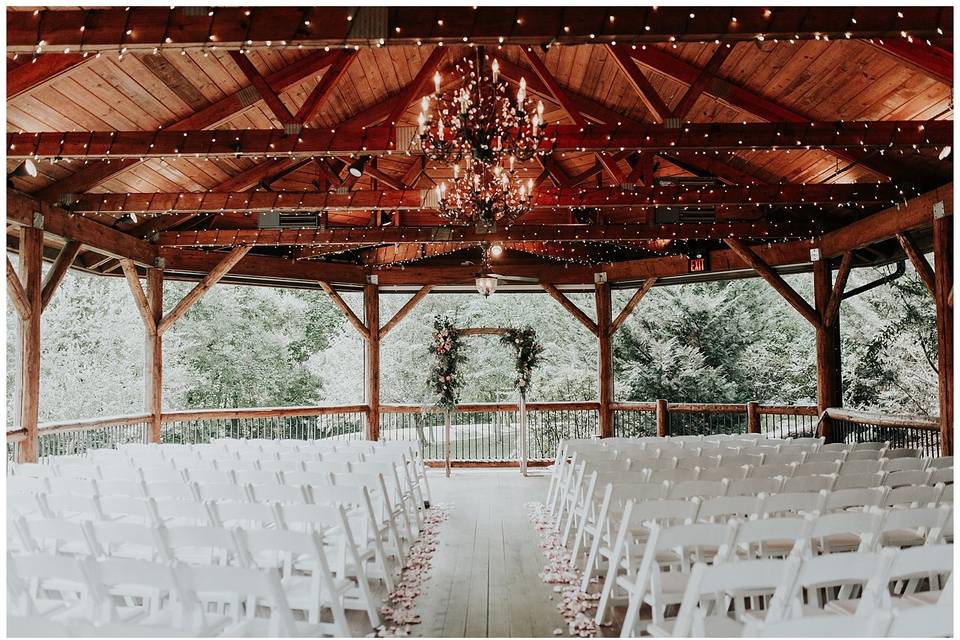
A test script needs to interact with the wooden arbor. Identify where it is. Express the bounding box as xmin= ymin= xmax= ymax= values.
xmin=5 ymin=6 xmax=955 ymax=459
